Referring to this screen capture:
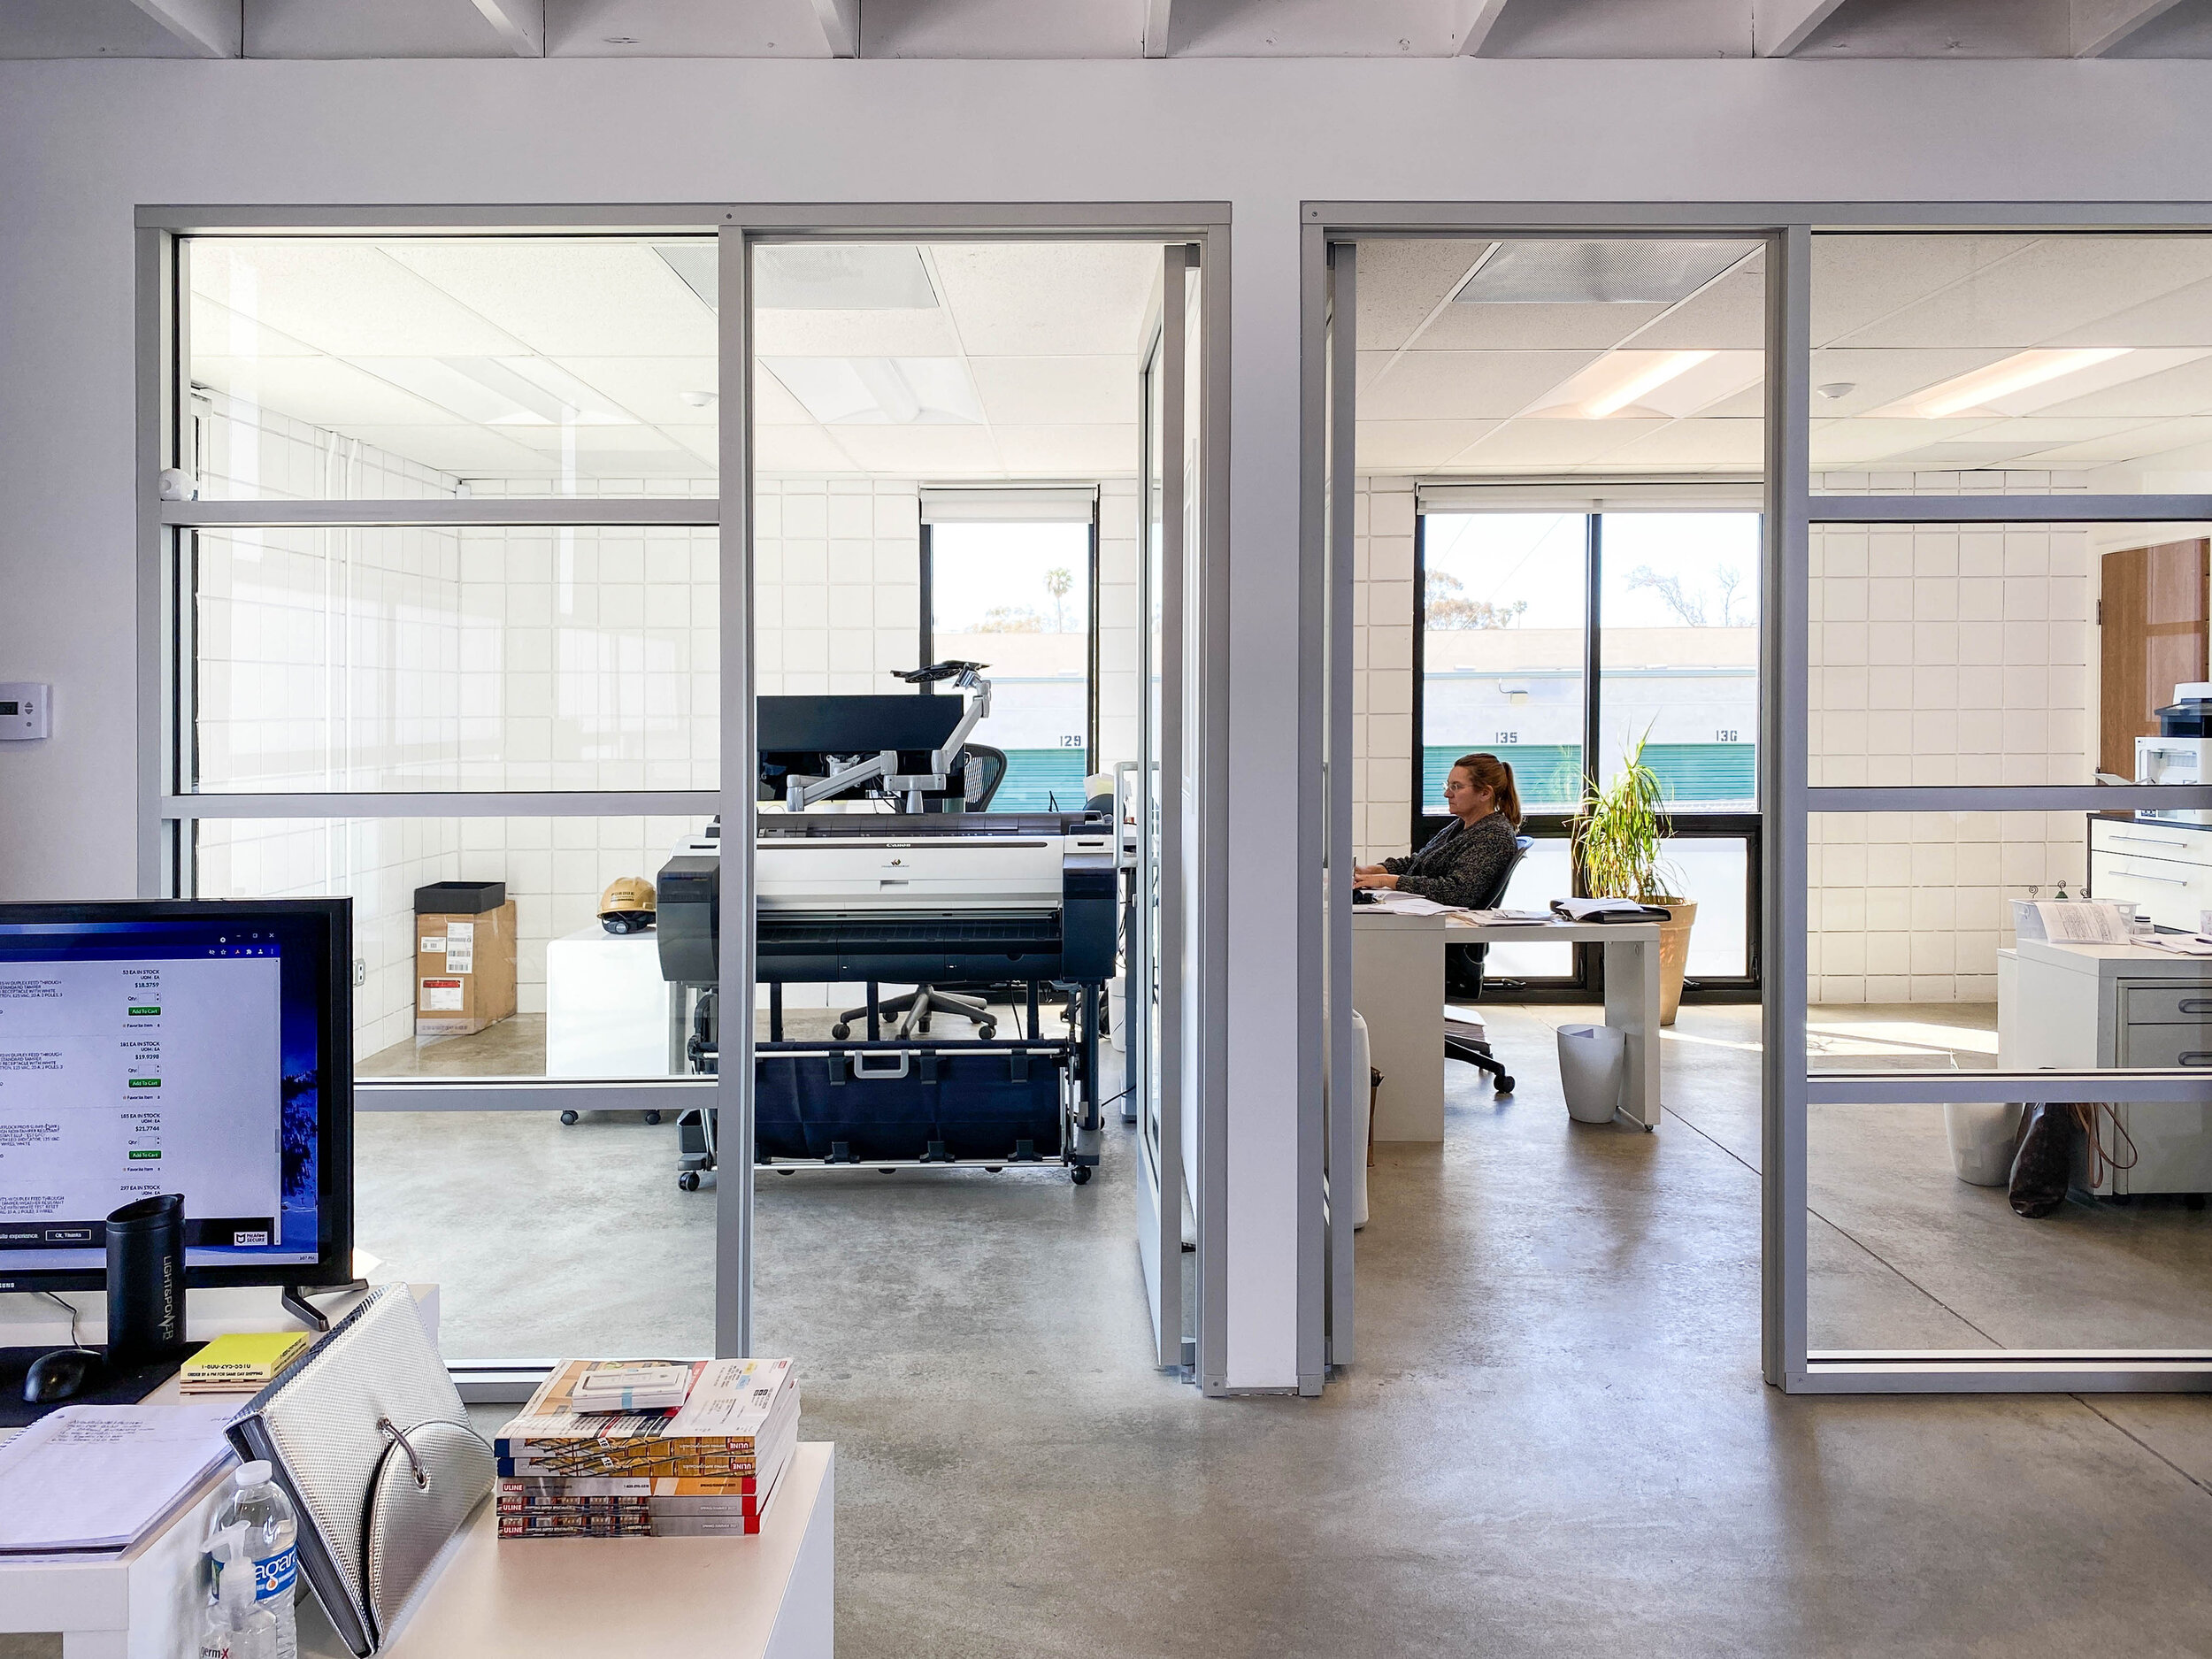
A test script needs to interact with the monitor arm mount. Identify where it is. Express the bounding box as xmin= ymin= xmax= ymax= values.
xmin=782 ymin=661 xmax=994 ymax=813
